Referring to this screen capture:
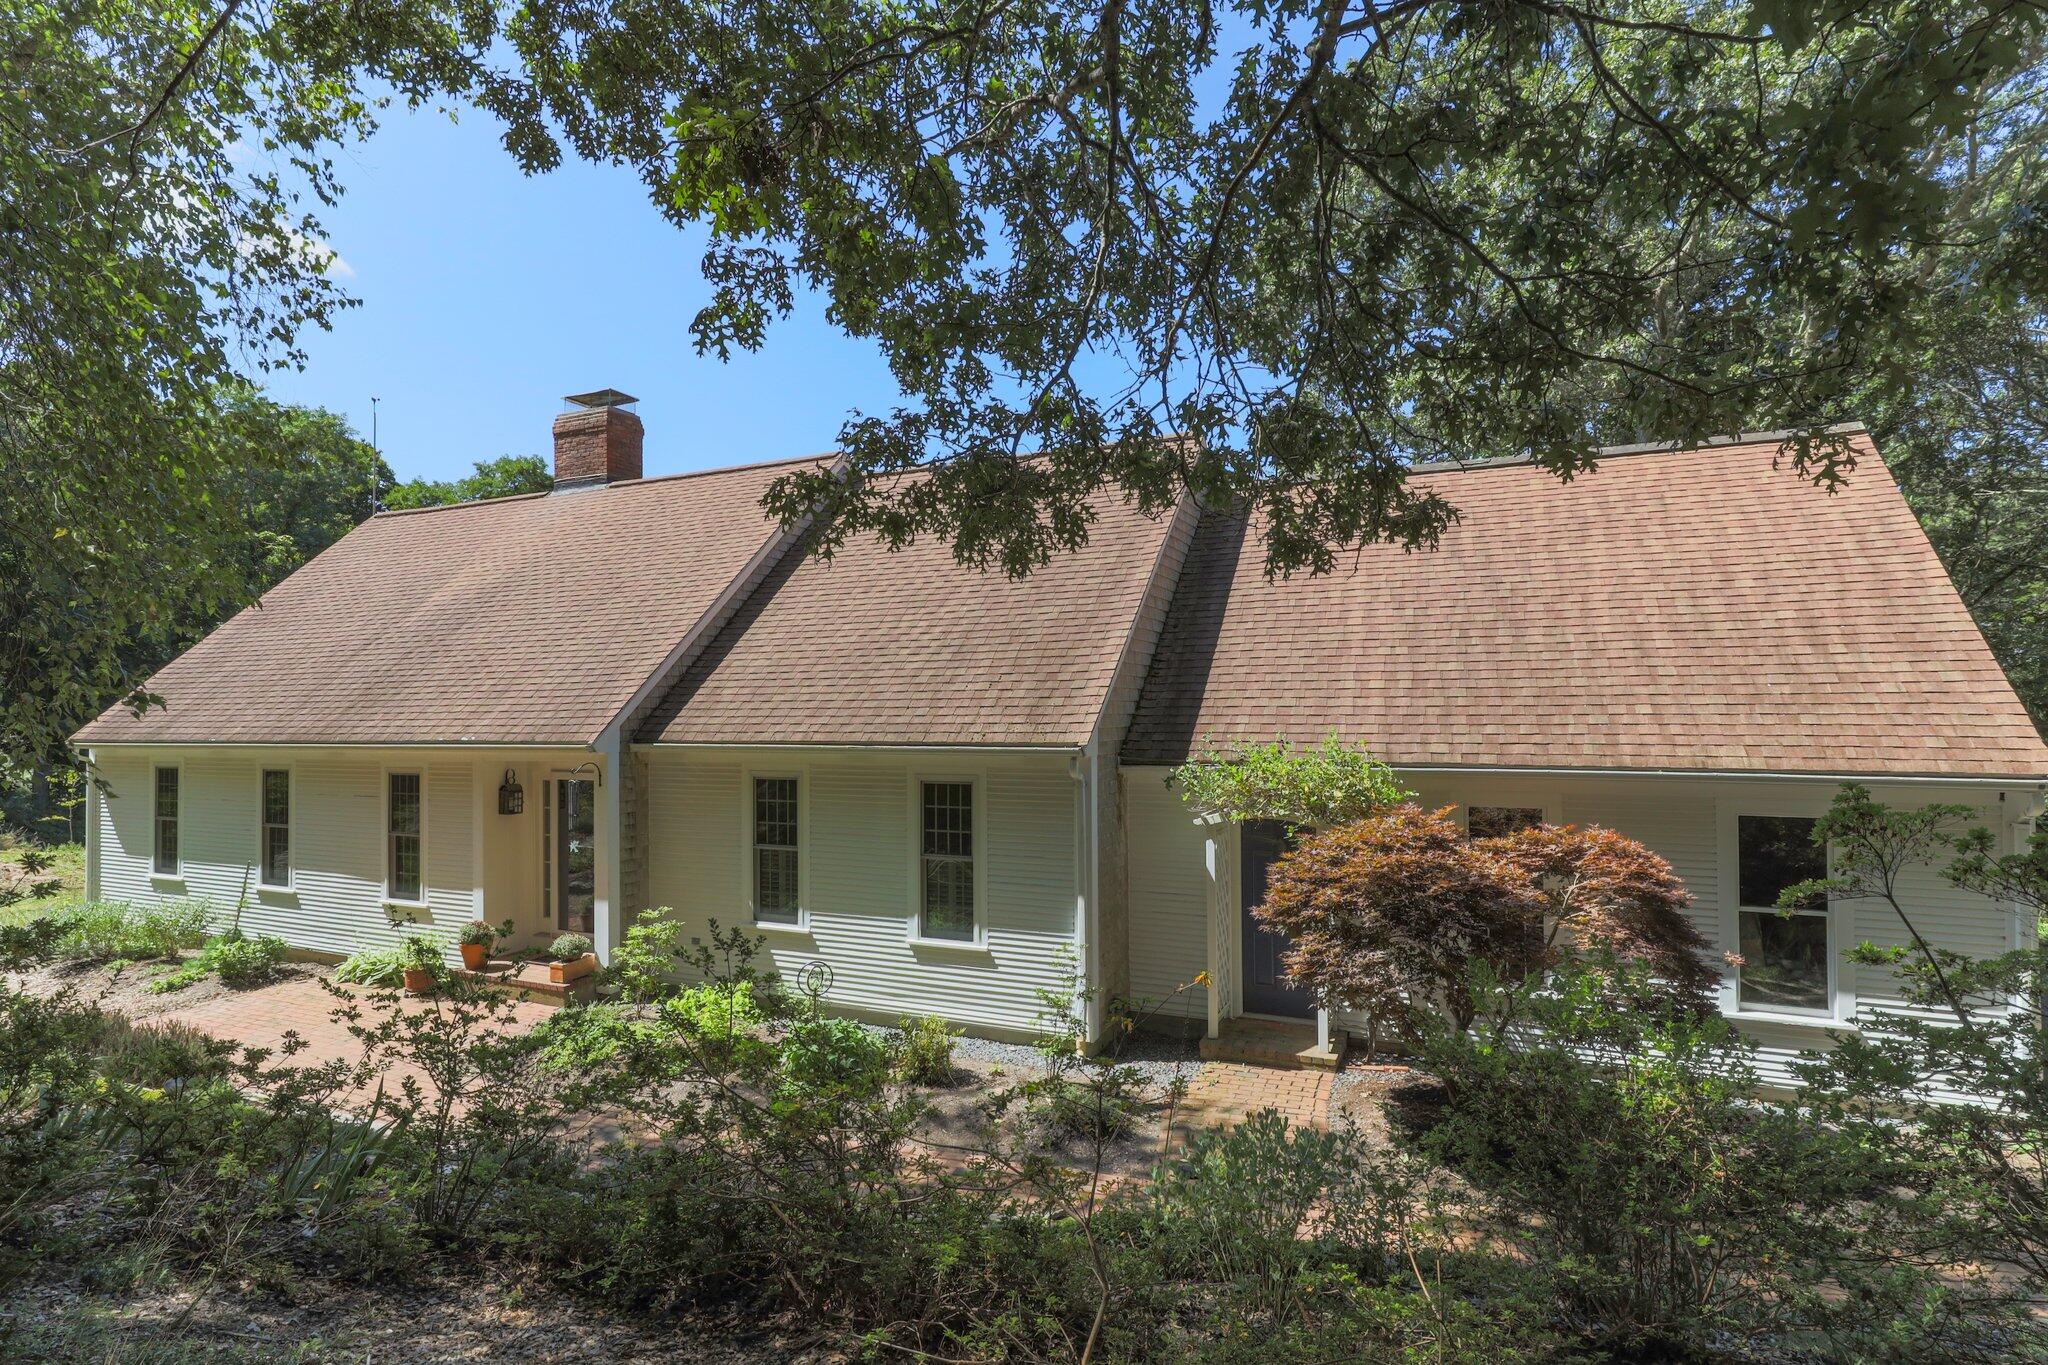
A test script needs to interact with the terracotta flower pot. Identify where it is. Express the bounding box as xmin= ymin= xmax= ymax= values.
xmin=549 ymin=952 xmax=598 ymax=984
xmin=402 ymin=966 xmax=437 ymax=995
xmin=459 ymin=942 xmax=489 ymax=972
